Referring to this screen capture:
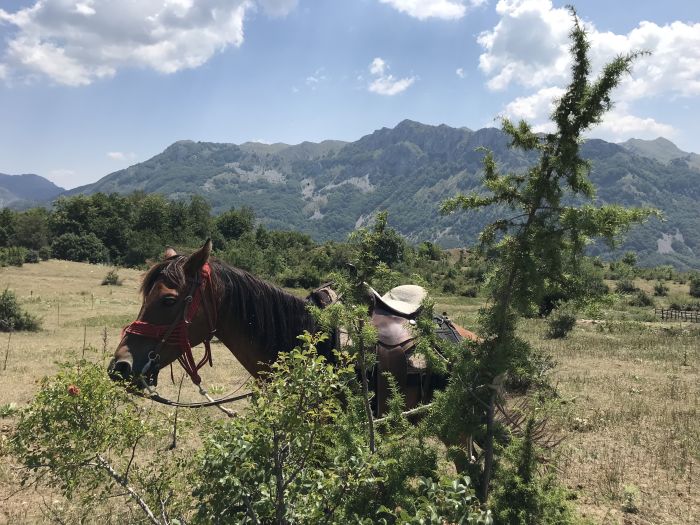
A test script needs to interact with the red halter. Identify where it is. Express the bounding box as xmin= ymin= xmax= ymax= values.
xmin=124 ymin=263 xmax=217 ymax=385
